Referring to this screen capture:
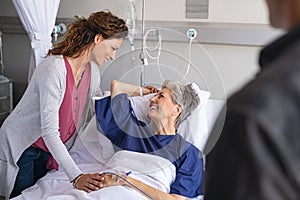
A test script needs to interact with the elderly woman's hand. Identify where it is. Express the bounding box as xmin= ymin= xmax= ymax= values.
xmin=98 ymin=172 xmax=127 ymax=188
xmin=144 ymin=86 xmax=159 ymax=93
